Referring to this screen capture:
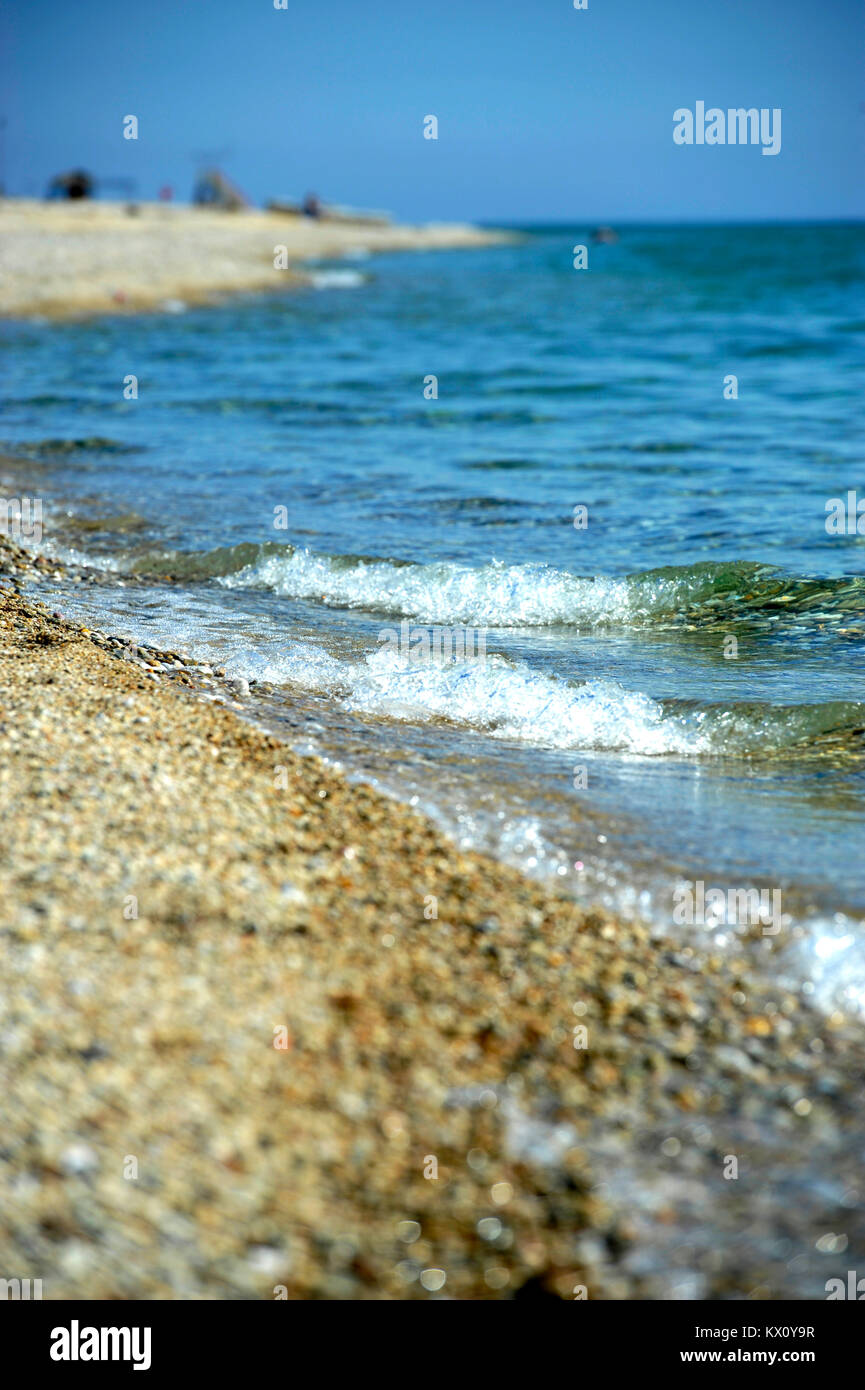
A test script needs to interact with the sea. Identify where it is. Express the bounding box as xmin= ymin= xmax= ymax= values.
xmin=2 ymin=222 xmax=864 ymax=1015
